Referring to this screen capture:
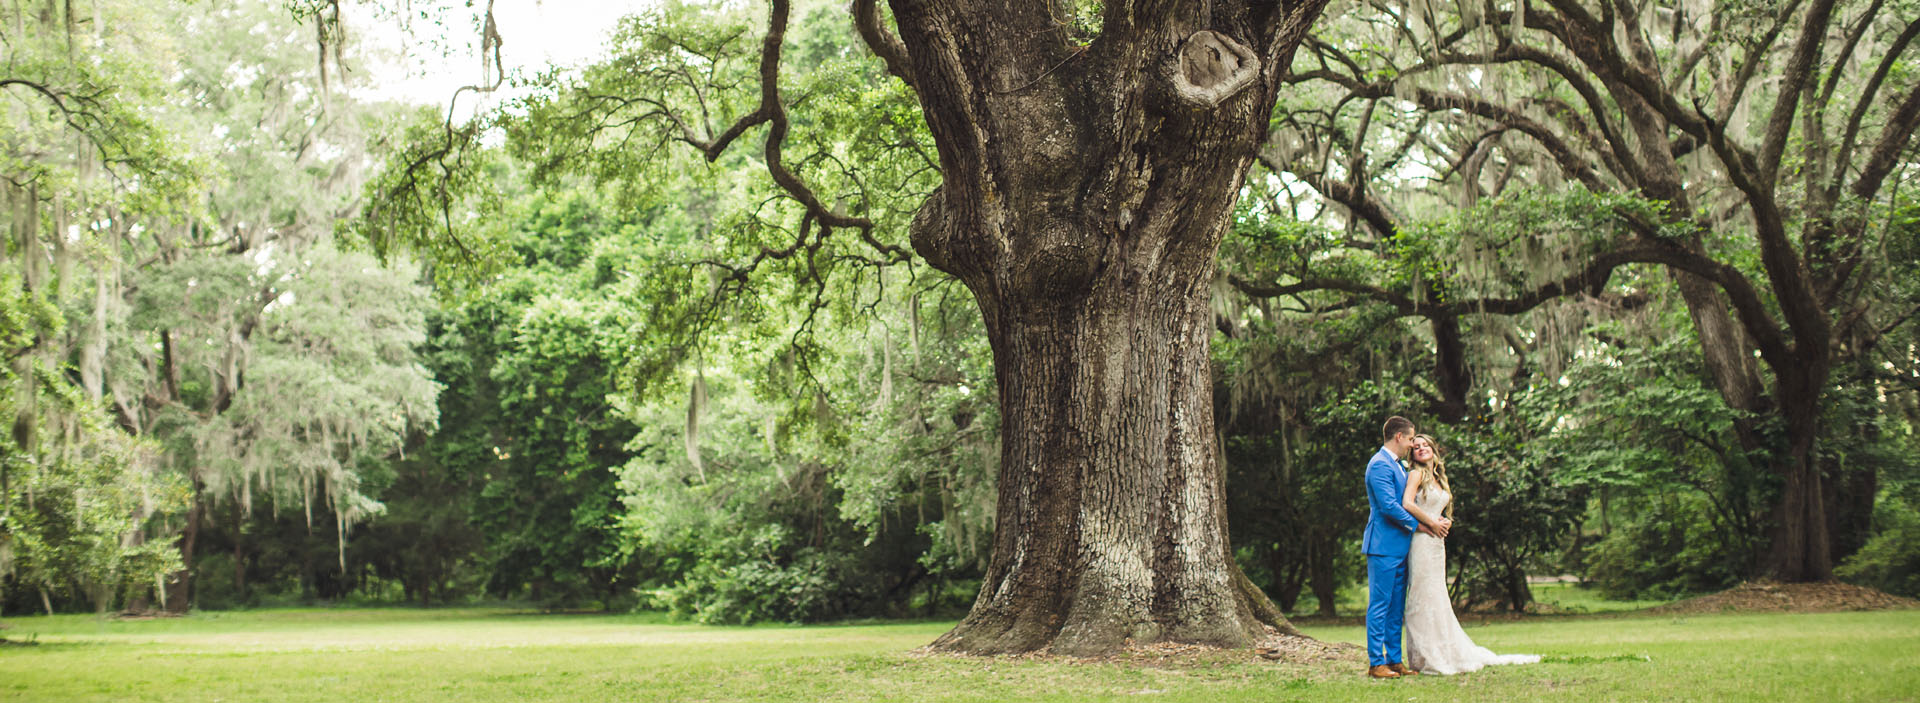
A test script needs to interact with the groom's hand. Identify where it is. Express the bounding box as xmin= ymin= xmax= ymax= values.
xmin=1431 ymin=519 xmax=1451 ymax=538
